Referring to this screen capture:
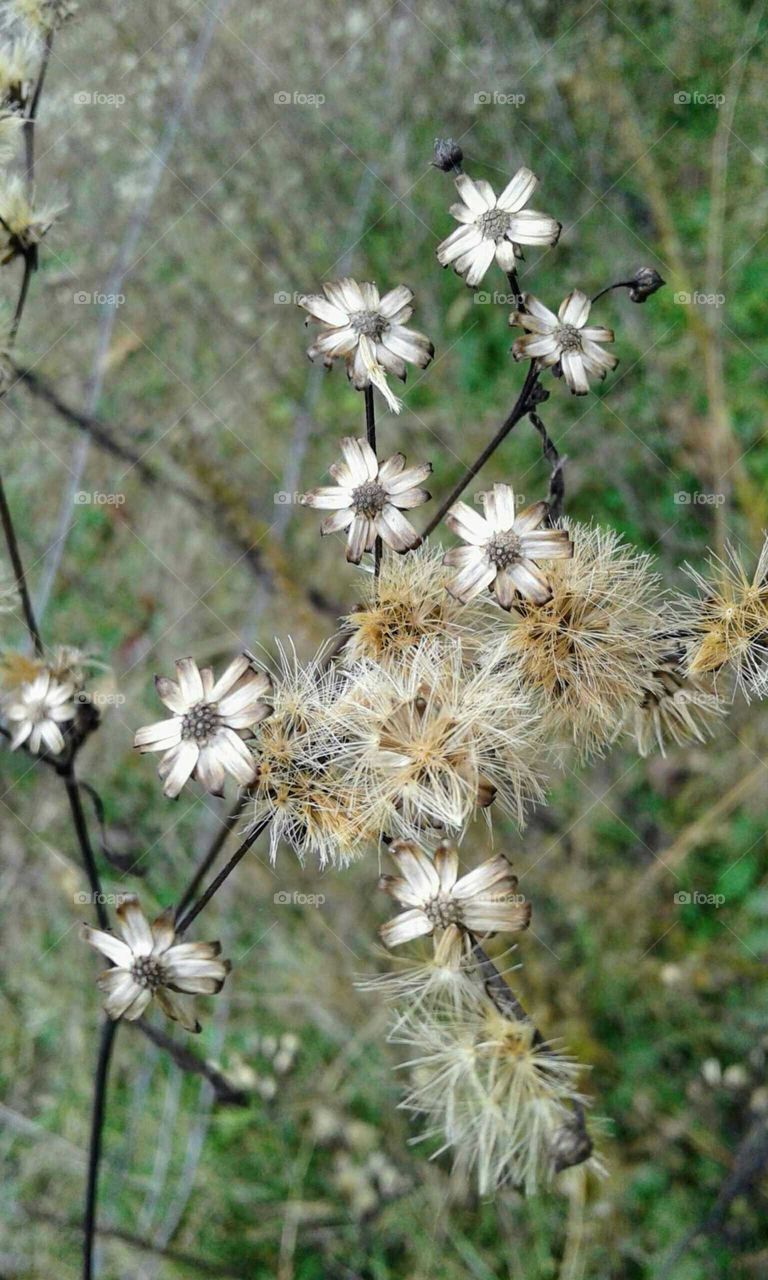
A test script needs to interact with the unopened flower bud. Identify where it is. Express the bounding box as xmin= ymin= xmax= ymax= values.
xmin=628 ymin=266 xmax=665 ymax=303
xmin=431 ymin=137 xmax=463 ymax=173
